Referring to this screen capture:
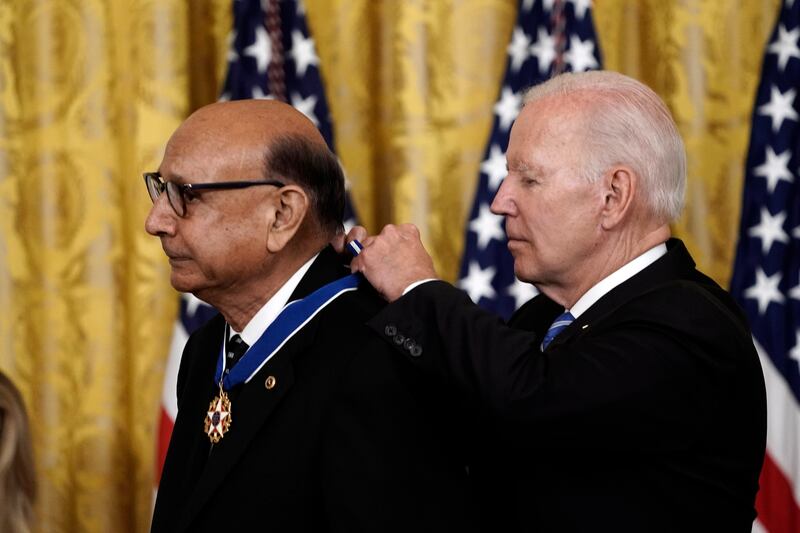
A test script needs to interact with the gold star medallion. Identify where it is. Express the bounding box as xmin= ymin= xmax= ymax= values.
xmin=204 ymin=384 xmax=232 ymax=443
